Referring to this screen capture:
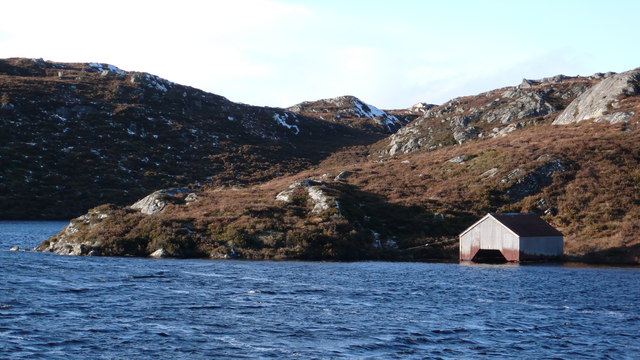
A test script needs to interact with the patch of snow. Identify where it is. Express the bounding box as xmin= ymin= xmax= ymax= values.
xmin=52 ymin=114 xmax=67 ymax=122
xmin=143 ymin=73 xmax=173 ymax=92
xmin=88 ymin=63 xmax=124 ymax=75
xmin=273 ymin=113 xmax=300 ymax=134
xmin=106 ymin=64 xmax=124 ymax=74
xmin=372 ymin=232 xmax=382 ymax=248
xmin=61 ymin=146 xmax=74 ymax=153
xmin=352 ymin=98 xmax=400 ymax=127
xmin=228 ymin=116 xmax=235 ymax=121
xmin=127 ymin=129 xmax=136 ymax=136
xmin=154 ymin=82 xmax=167 ymax=92
xmin=88 ymin=62 xmax=102 ymax=70
xmin=353 ymin=98 xmax=386 ymax=118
